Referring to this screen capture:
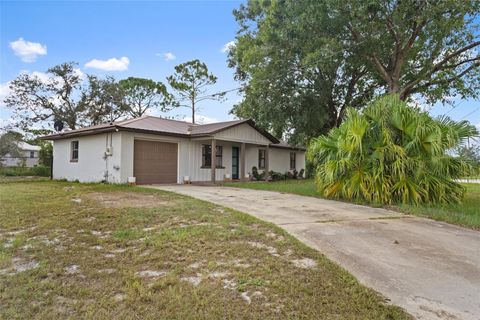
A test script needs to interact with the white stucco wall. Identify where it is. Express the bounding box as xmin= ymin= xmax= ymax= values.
xmin=1 ymin=150 xmax=40 ymax=167
xmin=53 ymin=132 xmax=122 ymax=183
xmin=269 ymin=147 xmax=305 ymax=174
xmin=52 ymin=129 xmax=306 ymax=184
xmin=245 ymin=146 xmax=305 ymax=176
